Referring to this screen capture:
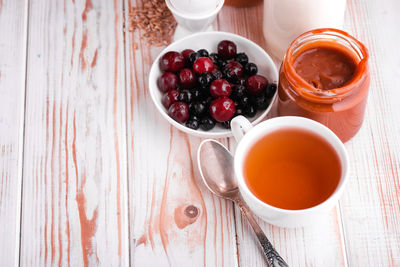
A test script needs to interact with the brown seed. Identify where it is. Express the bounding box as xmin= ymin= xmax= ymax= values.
xmin=128 ymin=0 xmax=176 ymax=47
